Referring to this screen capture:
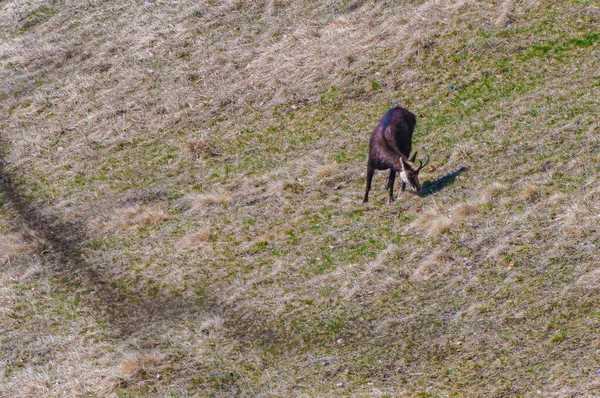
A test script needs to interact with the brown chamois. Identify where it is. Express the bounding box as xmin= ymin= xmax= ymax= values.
xmin=363 ymin=106 xmax=429 ymax=204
